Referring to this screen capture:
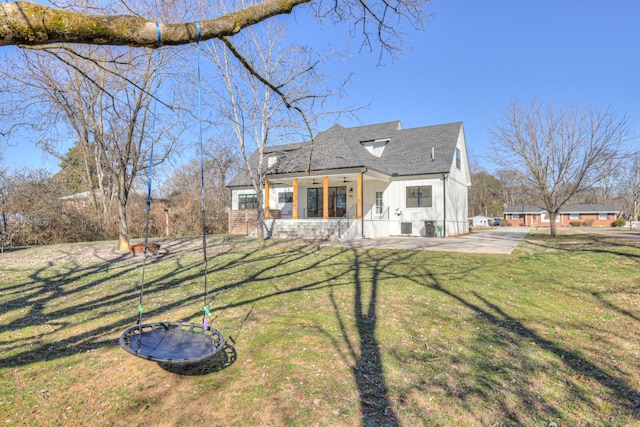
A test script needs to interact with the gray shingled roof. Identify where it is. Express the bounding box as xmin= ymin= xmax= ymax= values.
xmin=504 ymin=204 xmax=619 ymax=214
xmin=229 ymin=121 xmax=463 ymax=187
xmin=503 ymin=205 xmax=546 ymax=214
